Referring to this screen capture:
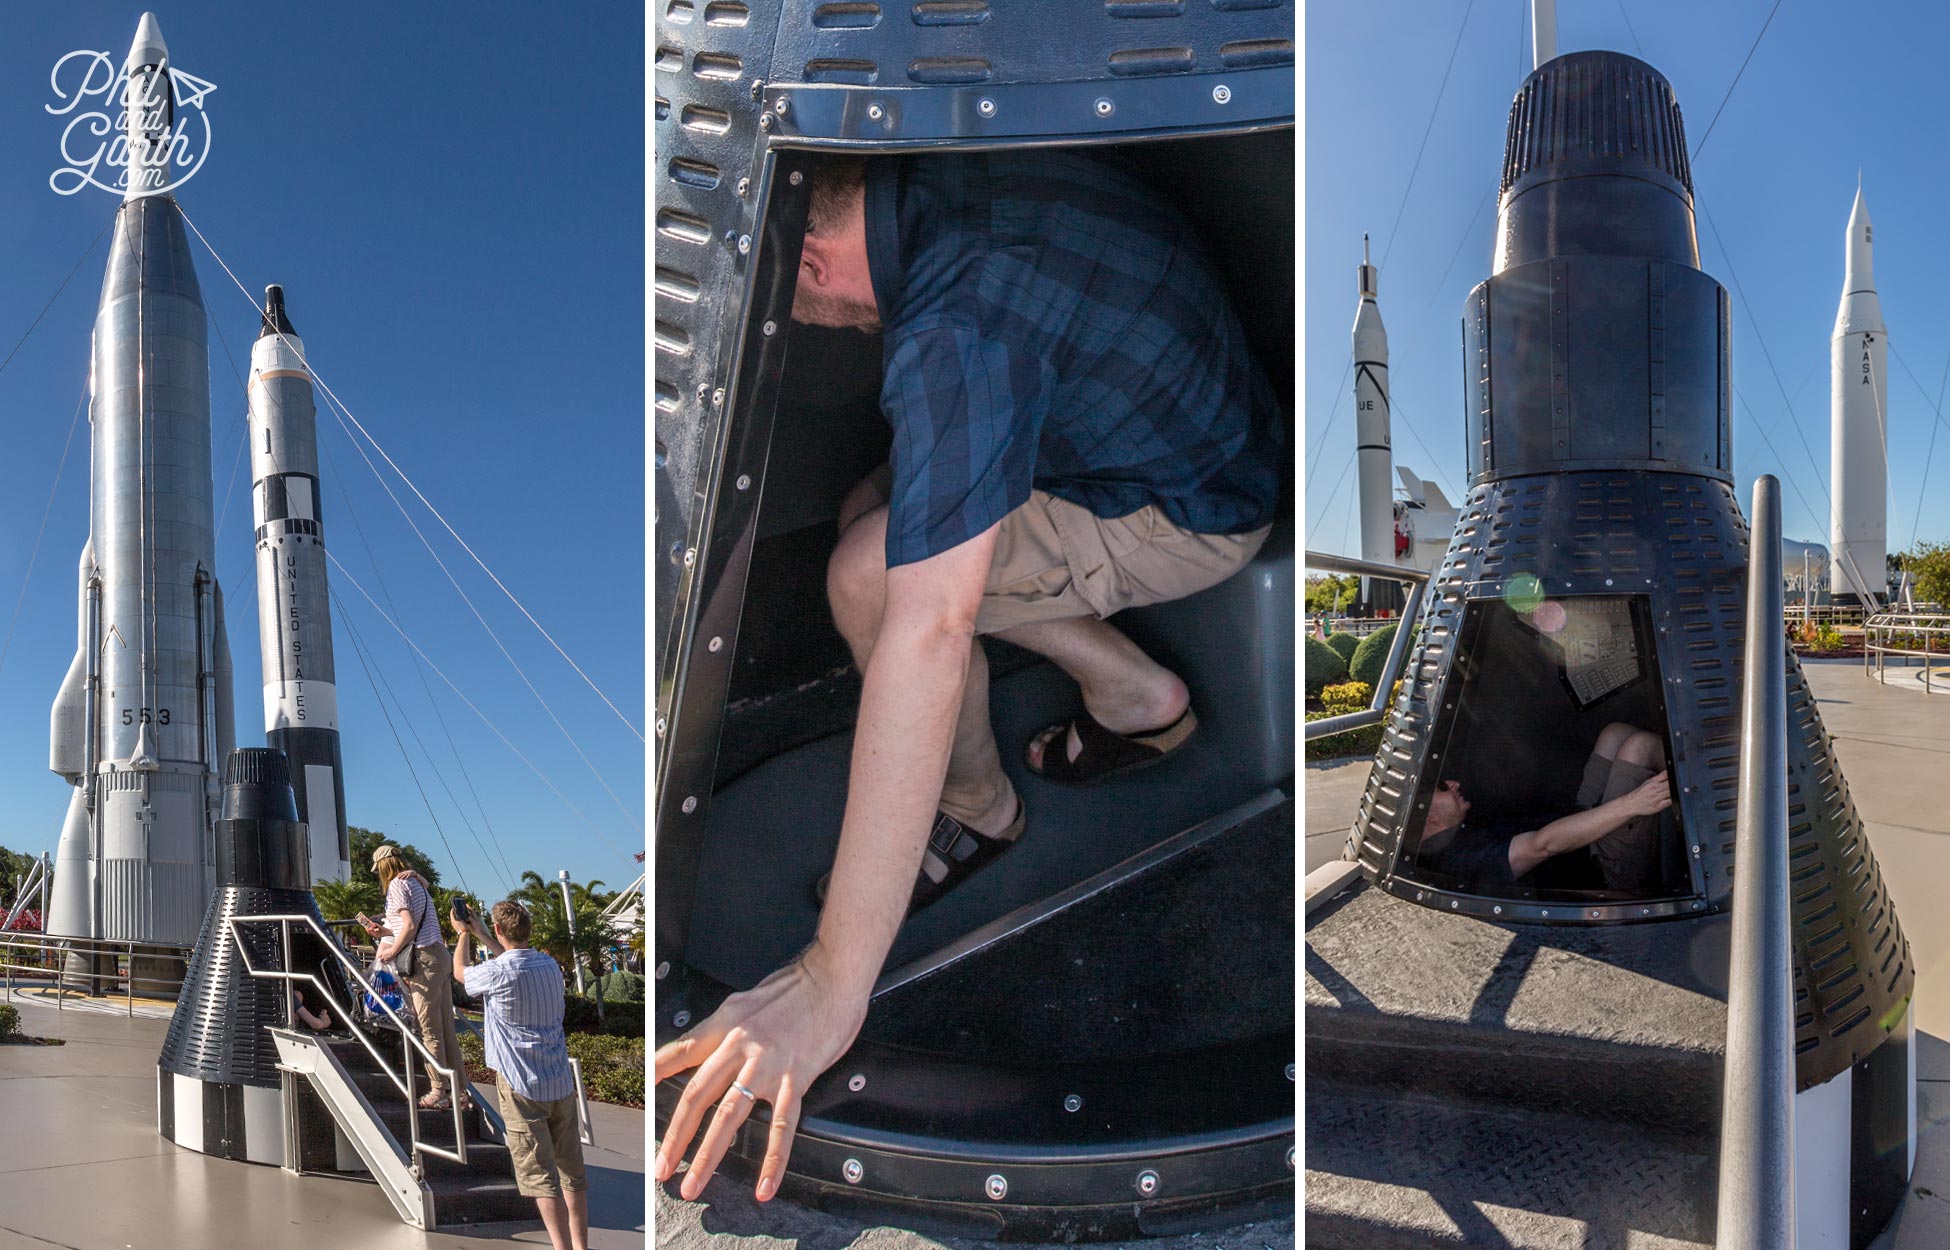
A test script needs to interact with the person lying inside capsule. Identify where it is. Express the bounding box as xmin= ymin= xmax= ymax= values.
xmin=1416 ymin=722 xmax=1673 ymax=892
